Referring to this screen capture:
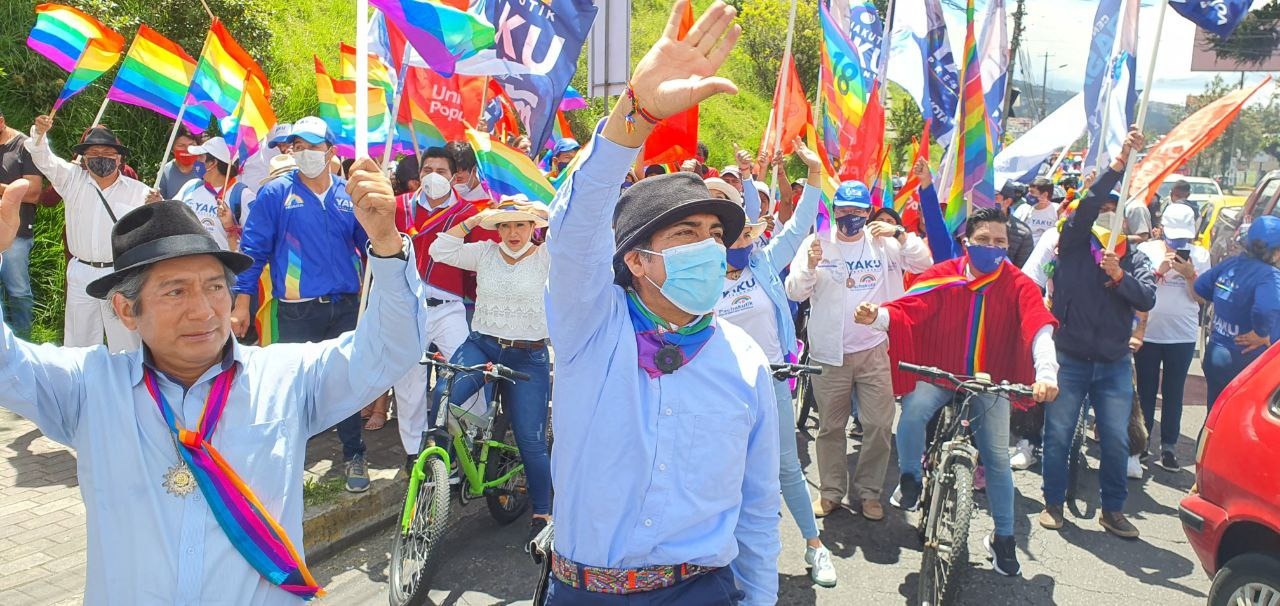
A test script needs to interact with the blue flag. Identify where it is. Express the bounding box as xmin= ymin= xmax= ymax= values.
xmin=1169 ymin=0 xmax=1251 ymax=39
xmin=847 ymin=1 xmax=885 ymax=83
xmin=1083 ymin=0 xmax=1124 ymax=174
xmin=484 ymin=0 xmax=597 ymax=154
